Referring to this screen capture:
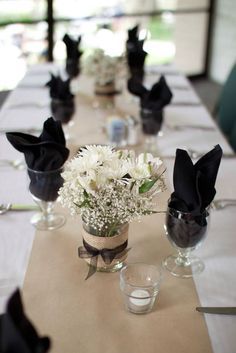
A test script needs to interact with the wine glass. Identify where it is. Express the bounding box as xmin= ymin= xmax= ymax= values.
xmin=162 ymin=207 xmax=210 ymax=278
xmin=50 ymin=98 xmax=75 ymax=140
xmin=140 ymin=108 xmax=163 ymax=154
xmin=27 ymin=167 xmax=65 ymax=231
xmin=65 ymin=58 xmax=80 ymax=79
